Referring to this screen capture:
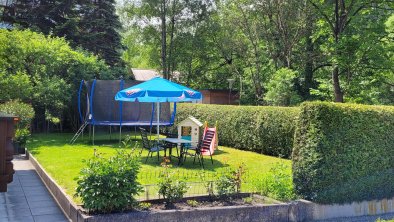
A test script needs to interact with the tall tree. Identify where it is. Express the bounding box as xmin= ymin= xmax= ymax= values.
xmin=2 ymin=0 xmax=124 ymax=67
xmin=308 ymin=0 xmax=394 ymax=102
xmin=77 ymin=0 xmax=124 ymax=66
xmin=120 ymin=0 xmax=215 ymax=79
xmin=2 ymin=0 xmax=79 ymax=44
